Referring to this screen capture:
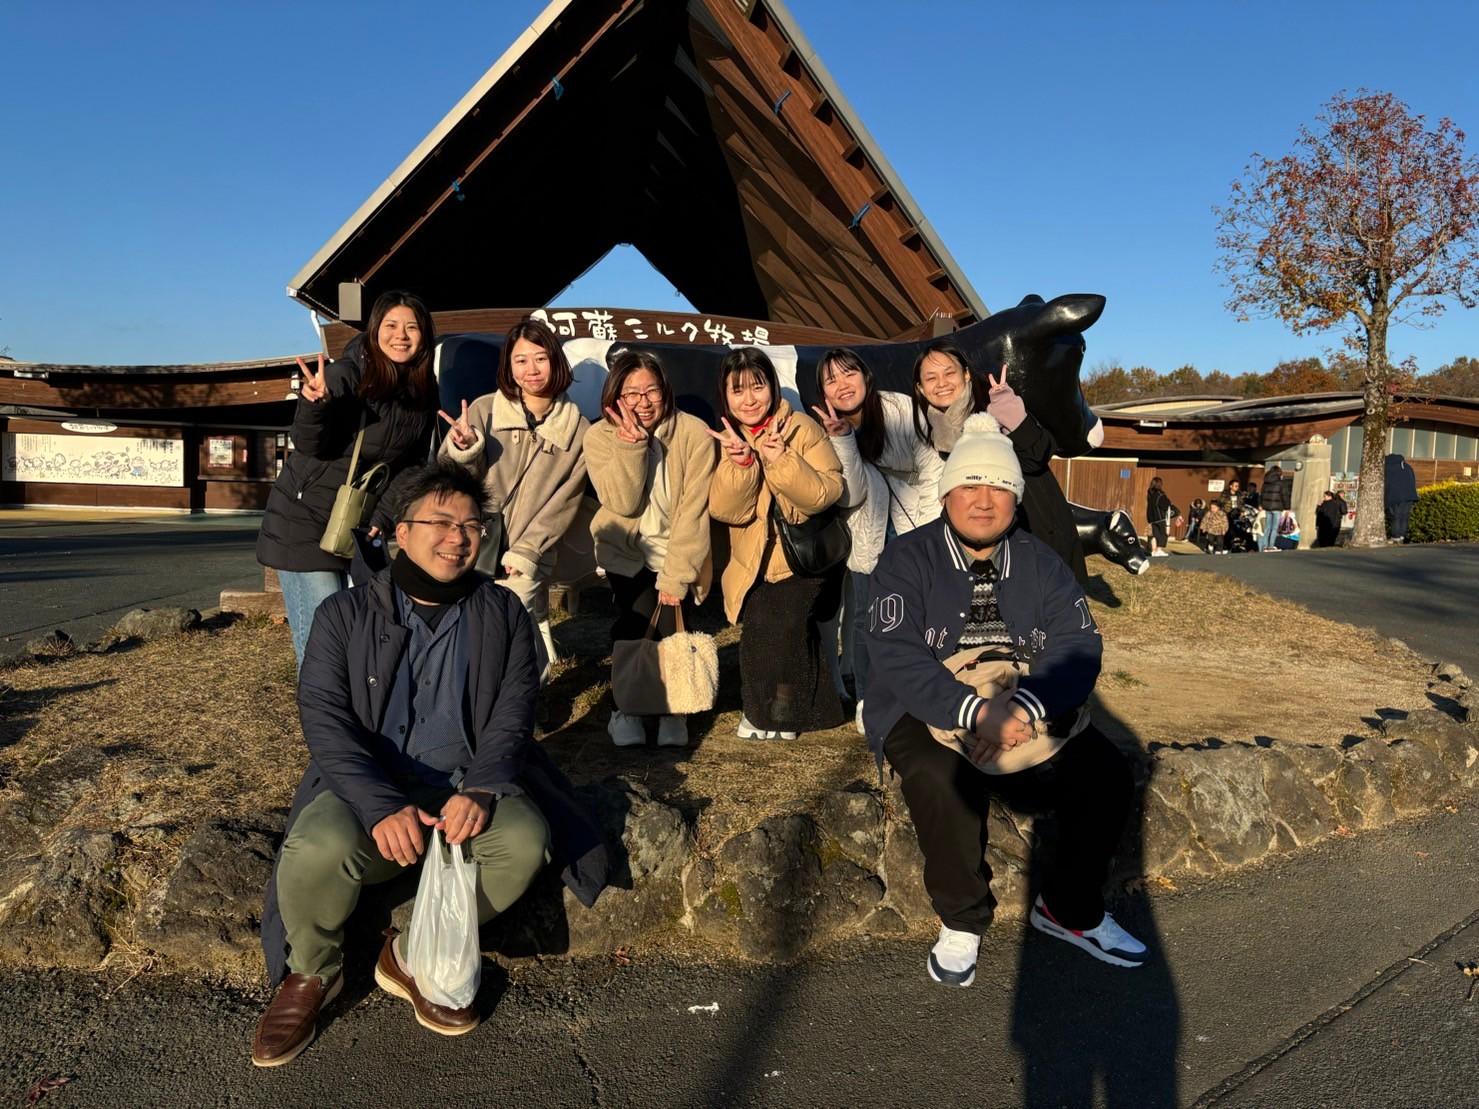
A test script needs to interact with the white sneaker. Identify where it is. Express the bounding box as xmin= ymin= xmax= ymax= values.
xmin=1029 ymin=896 xmax=1148 ymax=967
xmin=854 ymin=700 xmax=866 ymax=737
xmin=607 ymin=711 xmax=646 ymax=748
xmin=927 ymin=924 xmax=980 ymax=987
xmin=737 ymin=716 xmax=777 ymax=740
xmin=1151 ymin=549 xmax=1169 ymax=558
xmin=656 ymin=715 xmax=688 ymax=748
